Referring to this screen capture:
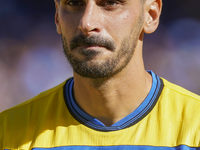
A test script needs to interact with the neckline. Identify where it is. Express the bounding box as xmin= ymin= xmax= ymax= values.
xmin=64 ymin=71 xmax=163 ymax=131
